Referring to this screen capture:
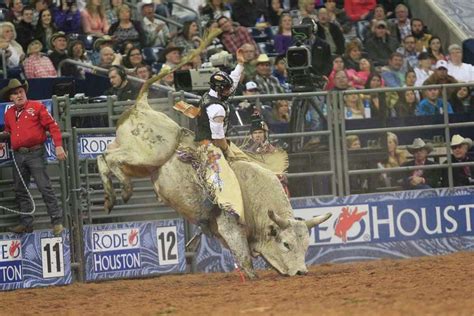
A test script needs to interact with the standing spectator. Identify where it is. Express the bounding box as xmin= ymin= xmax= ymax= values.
xmin=108 ymin=5 xmax=145 ymax=51
xmin=106 ymin=0 xmax=122 ymax=26
xmin=35 ymin=8 xmax=58 ymax=51
xmin=411 ymin=18 xmax=431 ymax=53
xmin=381 ymin=52 xmax=406 ymax=87
xmin=105 ymin=65 xmax=140 ymax=101
xmin=396 ymin=35 xmax=418 ymax=73
xmin=159 ymin=46 xmax=182 ymax=68
xmin=414 ymin=52 xmax=433 ymax=87
xmin=81 ymin=0 xmax=109 ymax=37
xmin=231 ymin=0 xmax=261 ymax=27
xmin=344 ymin=0 xmax=376 ymax=22
xmin=0 ymin=21 xmax=24 ymax=68
xmin=173 ymin=21 xmax=201 ymax=55
xmin=343 ymin=40 xmax=363 ymax=71
xmin=399 ymin=138 xmax=439 ymax=190
xmin=441 ymin=135 xmax=474 ymax=187
xmin=15 ymin=6 xmax=36 ymax=51
xmin=388 ymin=3 xmax=411 ymax=43
xmin=395 ymin=89 xmax=418 ymax=117
xmin=450 ymin=86 xmax=474 ymax=113
xmin=217 ymin=16 xmax=259 ymax=55
xmin=416 ymin=87 xmax=453 ymax=116
xmin=365 ymin=20 xmax=399 ymax=66
xmin=0 ymin=79 xmax=66 ymax=236
xmin=316 ymin=8 xmax=345 ymax=55
xmin=200 ymin=0 xmax=231 ymax=21
xmin=273 ymin=13 xmax=293 ymax=55
xmin=254 ymin=54 xmax=284 ymax=94
xmin=53 ymin=0 xmax=81 ymax=34
xmin=427 ymin=36 xmax=446 ymax=64
xmin=140 ymin=0 xmax=170 ymax=48
xmin=68 ymin=39 xmax=92 ymax=79
xmin=23 ymin=40 xmax=57 ymax=78
xmin=446 ymin=44 xmax=474 ymax=83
